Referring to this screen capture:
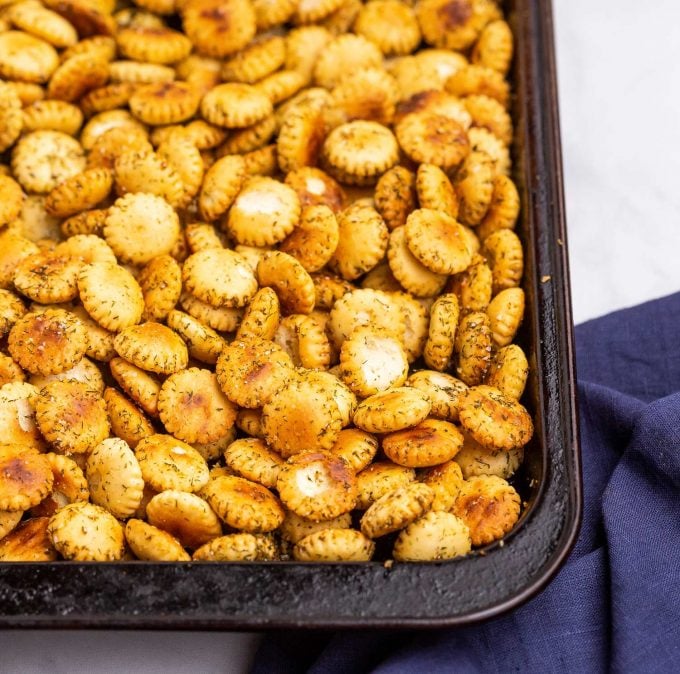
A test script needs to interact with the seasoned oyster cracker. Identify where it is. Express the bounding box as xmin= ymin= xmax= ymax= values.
xmin=201 ymin=83 xmax=272 ymax=129
xmin=464 ymin=94 xmax=513 ymax=146
xmin=109 ymin=357 xmax=161 ymax=417
xmin=227 ymin=177 xmax=301 ymax=246
xmin=420 ymin=460 xmax=465 ymax=512
xmin=0 ymin=517 xmax=57 ymax=561
xmin=458 ymin=385 xmax=534 ymax=451
xmin=279 ymin=205 xmax=339 ymax=273
xmin=477 ymin=174 xmax=520 ymax=239
xmin=0 ymin=511 xmax=23 ymax=542
xmin=0 ymin=290 xmax=26 ymax=338
xmin=198 ymin=154 xmax=245 ymax=221
xmin=354 ymin=0 xmax=421 ymax=56
xmin=423 ymin=293 xmax=460 ymax=371
xmin=129 ymin=81 xmax=201 ymax=125
xmin=48 ymin=502 xmax=125 ymax=561
xmin=183 ymin=248 xmax=257 ymax=309
xmin=405 ymin=208 xmax=472 ymax=275
xmin=0 ymin=84 xmax=23 ymax=154
xmin=180 ymin=291 xmax=243 ymax=332
xmin=35 ymin=380 xmax=110 ymax=454
xmin=353 ymin=386 xmax=431 ymax=433
xmin=54 ymin=234 xmax=117 ymax=267
xmin=487 ymin=287 xmax=525 ymax=347
xmin=8 ymin=309 xmax=87 ymax=375
xmin=138 ymin=255 xmax=182 ymax=323
xmin=322 ymin=121 xmax=399 ymax=186
xmin=356 ymin=461 xmax=416 ymax=510
xmin=280 ymin=510 xmax=351 ymax=545
xmin=135 ymin=434 xmax=209 ymax=493
xmin=339 ymin=328 xmax=409 ymax=397
xmin=109 ymin=60 xmax=175 ymax=84
xmin=453 ymin=474 xmax=521 ymax=546
xmin=257 ymin=251 xmax=316 ymax=315
xmin=182 ymin=0 xmax=256 ymax=58
xmin=485 ymin=344 xmax=529 ymax=400
xmin=104 ymin=387 xmax=155 ymax=449
xmin=388 ymin=226 xmax=448 ymax=298
xmin=0 ymin=354 xmax=25 ymax=388
xmin=261 ymin=375 xmax=342 ymax=455
xmin=0 ymin=445 xmax=53 ymax=511
xmin=0 ymin=31 xmax=59 ymax=83
xmin=293 ymin=528 xmax=374 ymax=562
xmin=46 ymin=53 xmax=109 ymax=102
xmin=276 ymin=99 xmax=328 ymax=173
xmin=416 ymin=0 xmax=500 ymax=52
xmin=146 ymin=490 xmax=222 ymax=550
xmin=86 ymin=438 xmax=145 ymax=519
xmin=277 ymin=451 xmax=356 ymax=522
xmin=472 ymin=19 xmax=514 ymax=75
xmin=201 ymin=475 xmax=284 ymax=533
xmin=314 ymin=34 xmax=382 ymax=89
xmin=455 ymin=432 xmax=524 ymax=480
xmin=78 ymin=262 xmax=145 ymax=332
xmin=0 ymin=231 xmax=40 ymax=290
xmin=327 ymin=67 xmax=399 ymax=128
xmin=117 ymin=26 xmax=191 ymax=65
xmin=448 ymin=254 xmax=493 ymax=313
xmin=329 ymin=203 xmax=388 ymax=280
xmin=236 ymin=287 xmax=280 ymax=341
xmin=45 ymin=168 xmax=112 ymax=217
xmin=483 ymin=228 xmax=524 ymax=293
xmin=193 ymin=533 xmax=278 ymax=561
xmin=254 ymin=70 xmax=306 ymax=105
xmin=13 ymin=252 xmax=81 ymax=304
xmin=454 ymin=150 xmax=495 ymax=226
xmin=382 ymin=418 xmax=464 ymax=468
xmin=328 ymin=288 xmax=405 ymax=348
xmin=418 ymin=166 xmax=458 ymax=222
xmin=0 ymin=175 xmax=24 ymax=228
xmin=406 ymin=370 xmax=469 ymax=421
xmin=125 ymin=519 xmax=191 ymax=561
xmin=446 ymin=64 xmax=510 ymax=107
xmin=361 ymin=482 xmax=434 ymax=539
xmin=396 ymin=111 xmax=470 ymax=170
xmin=284 ymin=167 xmax=345 ymax=213
xmin=224 ymin=438 xmax=283 ymax=490
xmin=167 ymin=309 xmax=225 ymax=364
xmin=328 ymin=429 xmax=378 ymax=473
xmin=468 ymin=126 xmax=511 ymax=177
xmin=222 ymin=35 xmax=285 ymax=84
xmin=393 ymin=510 xmax=471 ymax=561
xmin=157 ymin=133 xmax=205 ymax=208
xmin=104 ymin=192 xmax=180 ymax=265
xmin=455 ymin=310 xmax=493 ymax=386
xmin=158 ymin=368 xmax=237 ymax=444
xmin=113 ymin=322 xmax=188 ymax=375
xmin=114 ymin=150 xmax=185 ymax=207
xmin=22 ymin=100 xmax=83 ymax=136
